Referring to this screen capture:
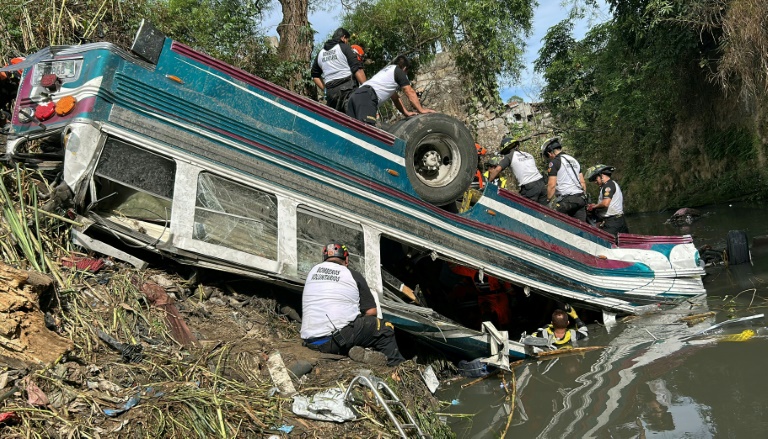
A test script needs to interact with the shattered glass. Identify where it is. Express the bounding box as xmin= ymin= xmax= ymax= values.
xmin=193 ymin=173 xmax=278 ymax=259
xmin=95 ymin=138 xmax=175 ymax=199
xmin=296 ymin=209 xmax=365 ymax=277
